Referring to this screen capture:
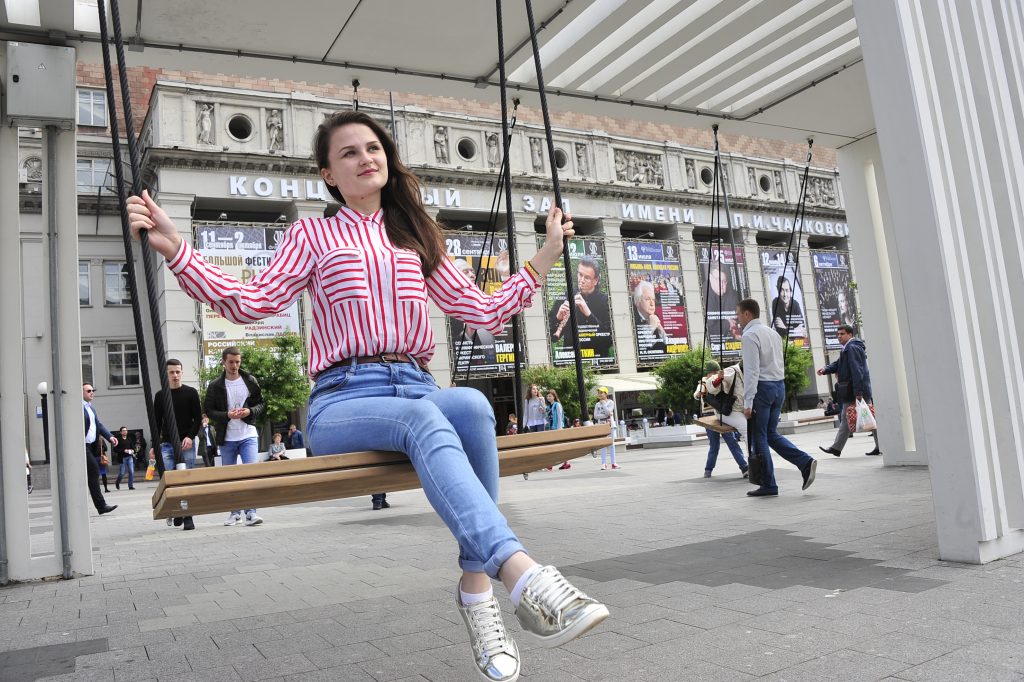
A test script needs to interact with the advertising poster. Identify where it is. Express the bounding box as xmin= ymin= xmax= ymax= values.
xmin=443 ymin=232 xmax=526 ymax=377
xmin=812 ymin=251 xmax=858 ymax=350
xmin=695 ymin=244 xmax=748 ymax=357
xmin=623 ymin=241 xmax=689 ymax=367
xmin=195 ymin=225 xmax=302 ymax=367
xmin=760 ymin=249 xmax=810 ymax=348
xmin=539 ymin=237 xmax=617 ymax=369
